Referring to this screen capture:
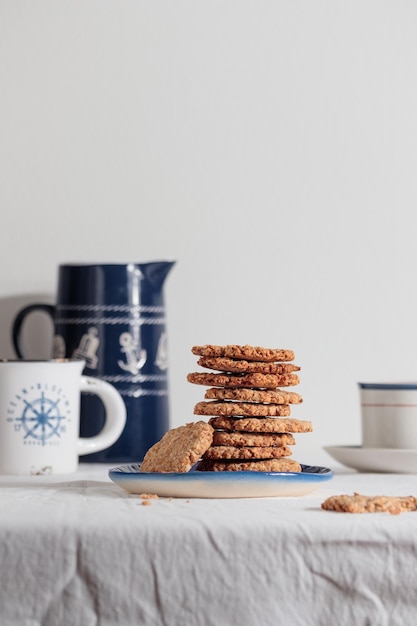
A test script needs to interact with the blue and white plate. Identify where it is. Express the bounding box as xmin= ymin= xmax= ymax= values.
xmin=108 ymin=463 xmax=333 ymax=498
